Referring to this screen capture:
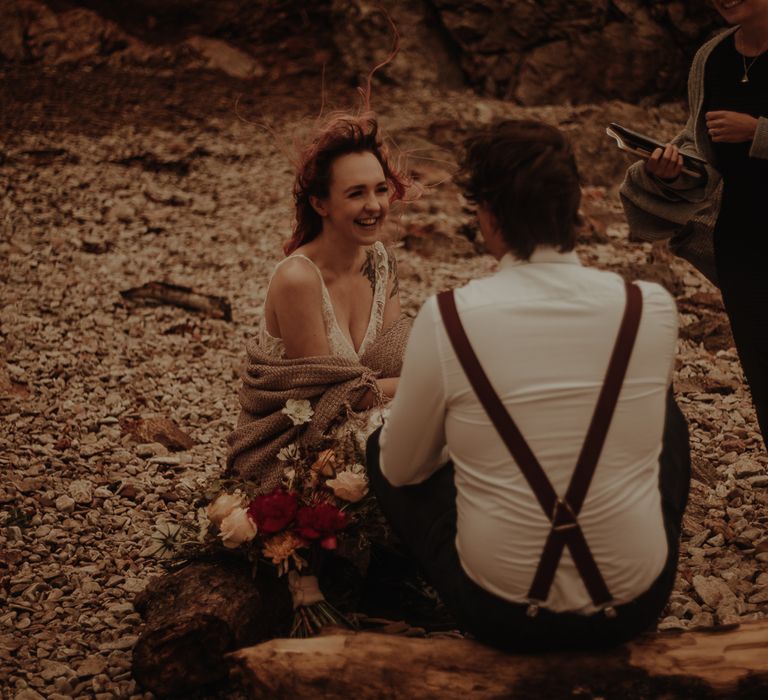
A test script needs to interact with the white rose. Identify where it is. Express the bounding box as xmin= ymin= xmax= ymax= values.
xmin=326 ymin=470 xmax=369 ymax=503
xmin=219 ymin=507 xmax=258 ymax=549
xmin=206 ymin=492 xmax=245 ymax=527
xmin=282 ymin=399 xmax=314 ymax=426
